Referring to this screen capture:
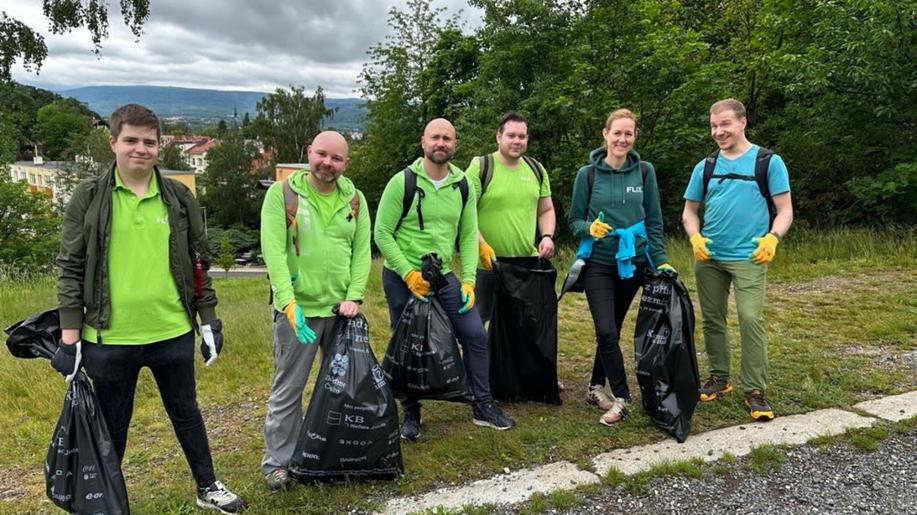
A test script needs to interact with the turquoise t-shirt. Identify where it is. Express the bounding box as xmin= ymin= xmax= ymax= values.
xmin=683 ymin=145 xmax=790 ymax=260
